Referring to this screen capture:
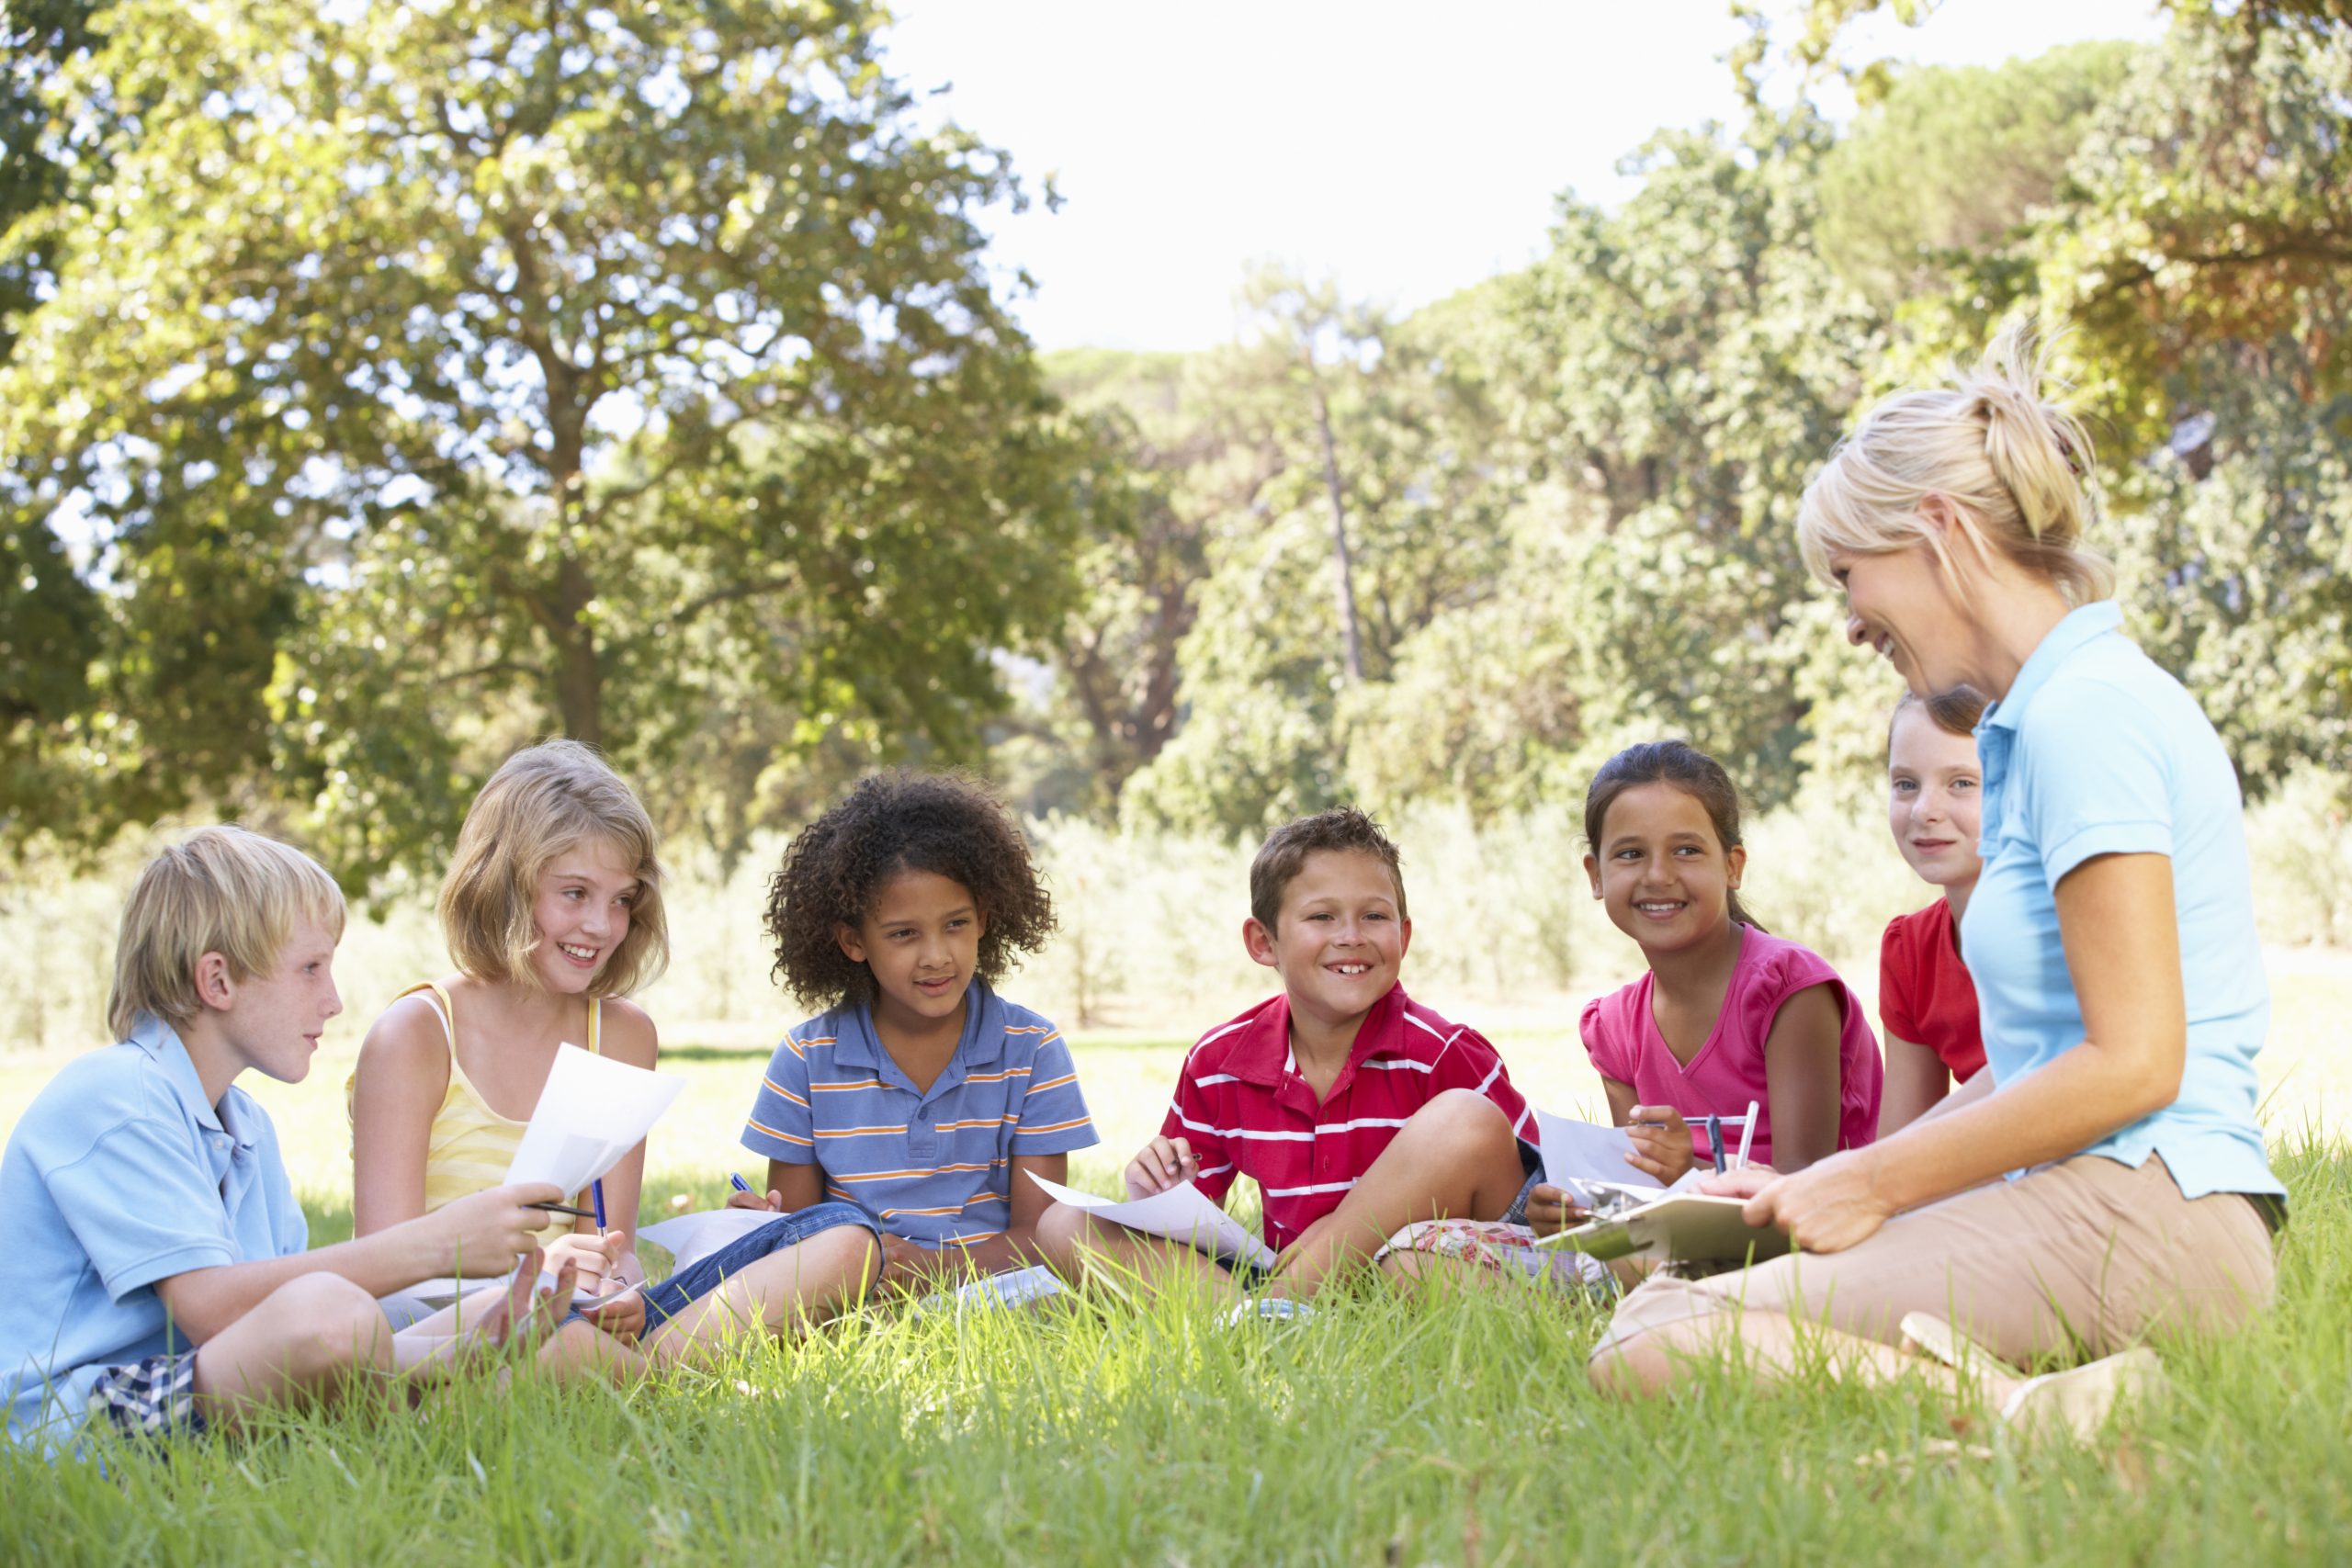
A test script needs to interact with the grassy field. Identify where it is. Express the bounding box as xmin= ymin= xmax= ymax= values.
xmin=5 ymin=1014 xmax=2352 ymax=1564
